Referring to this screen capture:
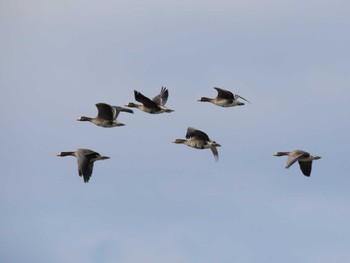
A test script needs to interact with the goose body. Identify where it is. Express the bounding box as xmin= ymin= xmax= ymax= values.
xmin=57 ymin=148 xmax=110 ymax=183
xmin=77 ymin=103 xmax=133 ymax=127
xmin=173 ymin=127 xmax=221 ymax=161
xmin=198 ymin=87 xmax=250 ymax=107
xmin=125 ymin=87 xmax=174 ymax=114
xmin=273 ymin=150 xmax=321 ymax=177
